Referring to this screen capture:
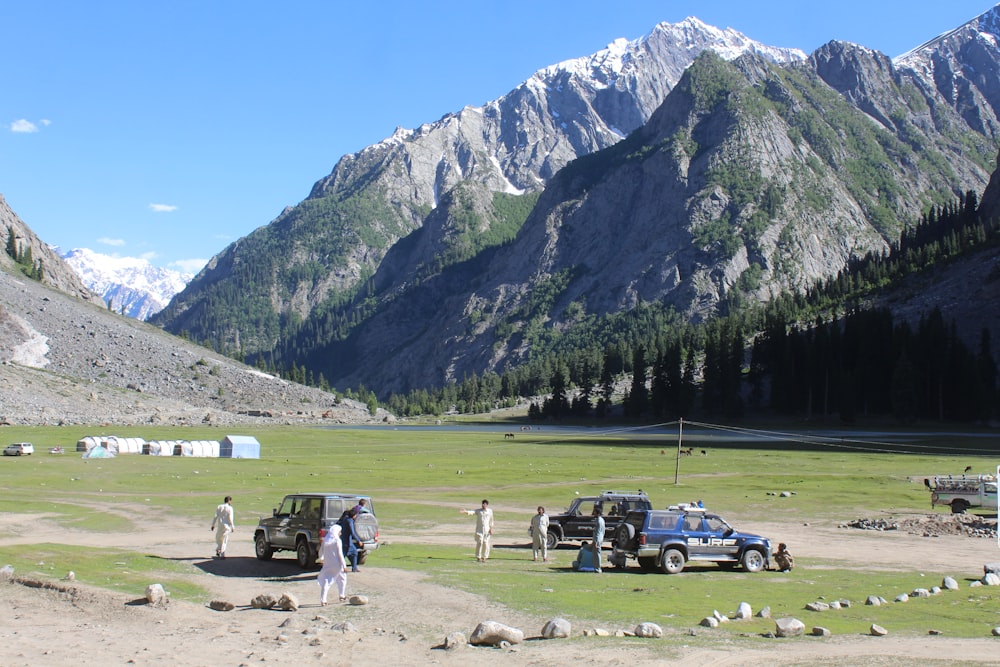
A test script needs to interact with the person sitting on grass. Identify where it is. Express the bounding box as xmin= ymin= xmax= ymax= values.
xmin=572 ymin=541 xmax=596 ymax=571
